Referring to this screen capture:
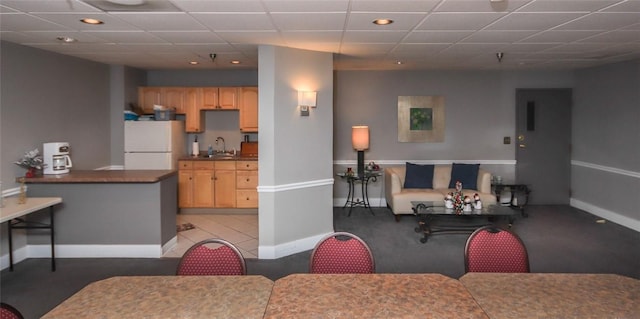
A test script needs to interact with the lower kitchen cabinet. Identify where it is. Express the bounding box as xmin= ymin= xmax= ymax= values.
xmin=236 ymin=161 xmax=258 ymax=208
xmin=179 ymin=160 xmax=247 ymax=209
